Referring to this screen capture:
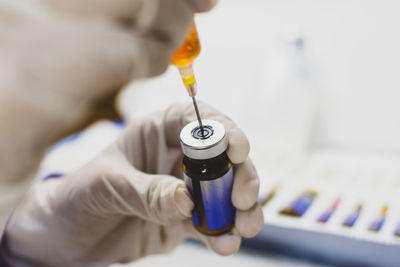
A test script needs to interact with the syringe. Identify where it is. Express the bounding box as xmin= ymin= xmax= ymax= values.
xmin=172 ymin=24 xmax=204 ymax=134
